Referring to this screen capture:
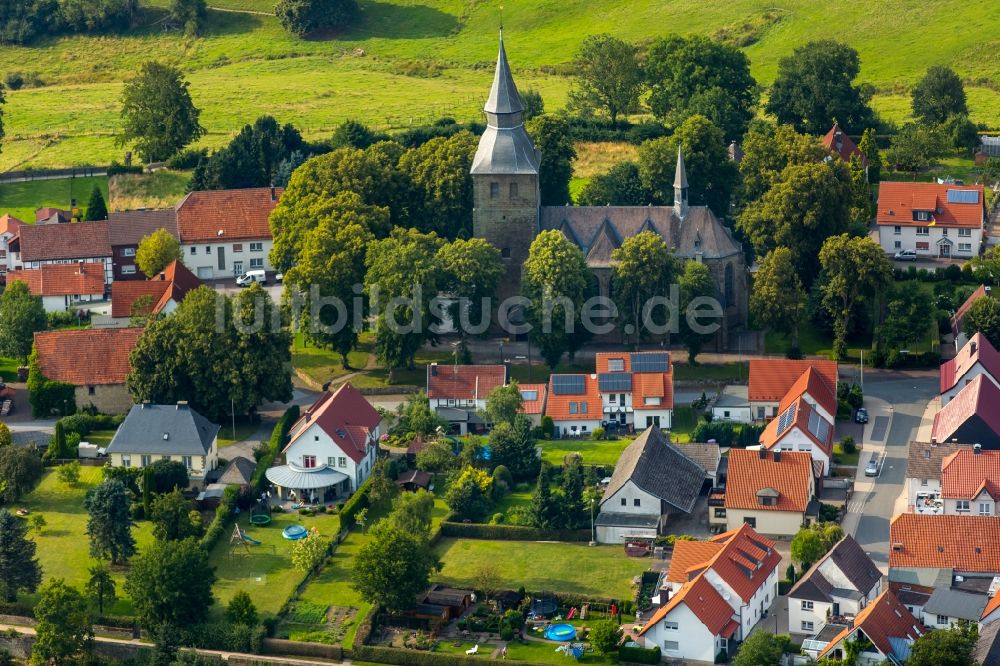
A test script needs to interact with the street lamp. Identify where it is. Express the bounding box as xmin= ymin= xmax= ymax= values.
xmin=589 ymin=498 xmax=597 ymax=546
